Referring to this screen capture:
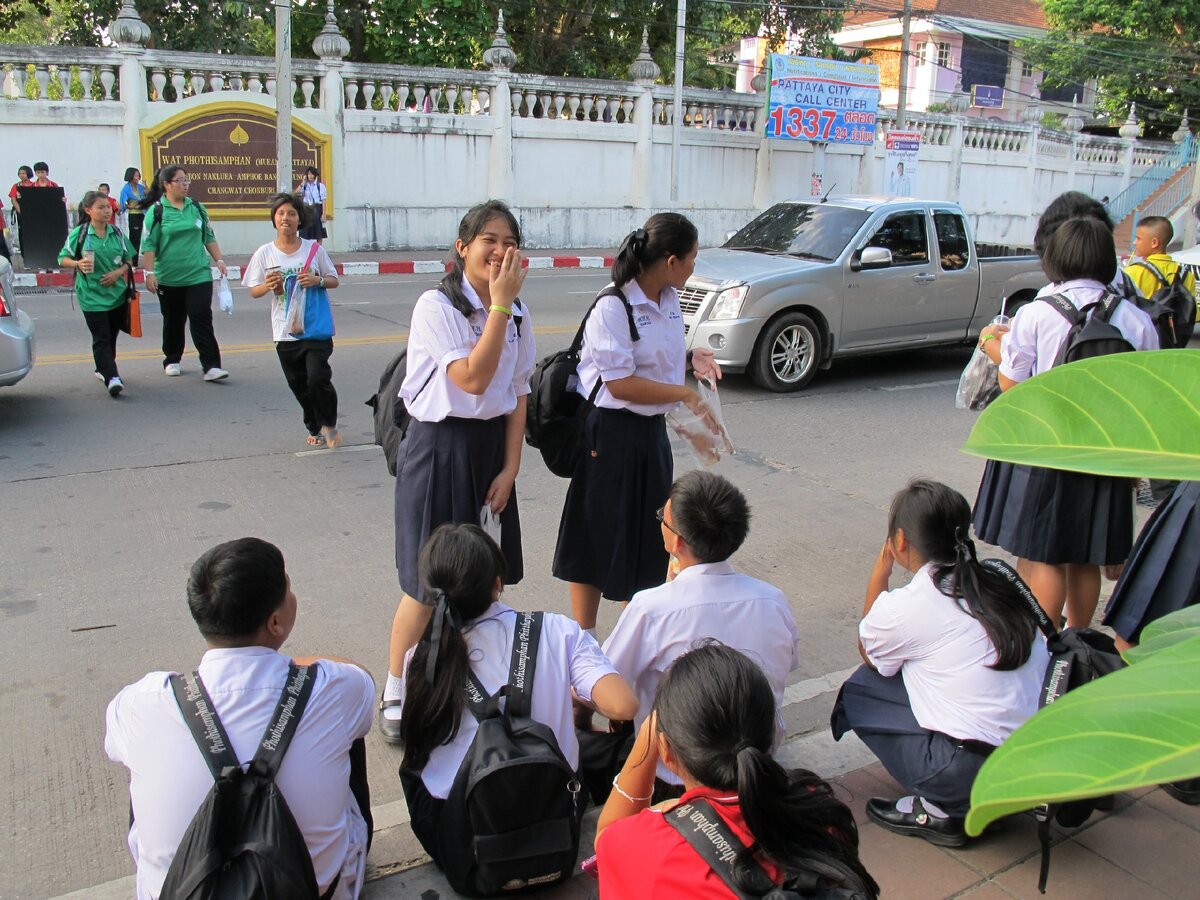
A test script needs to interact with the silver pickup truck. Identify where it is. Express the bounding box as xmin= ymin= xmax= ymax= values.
xmin=681 ymin=197 xmax=1047 ymax=391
